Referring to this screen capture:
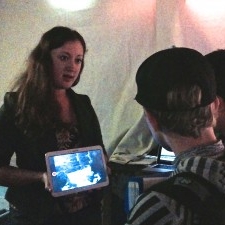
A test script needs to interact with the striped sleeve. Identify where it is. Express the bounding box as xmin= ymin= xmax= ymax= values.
xmin=125 ymin=190 xmax=192 ymax=225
